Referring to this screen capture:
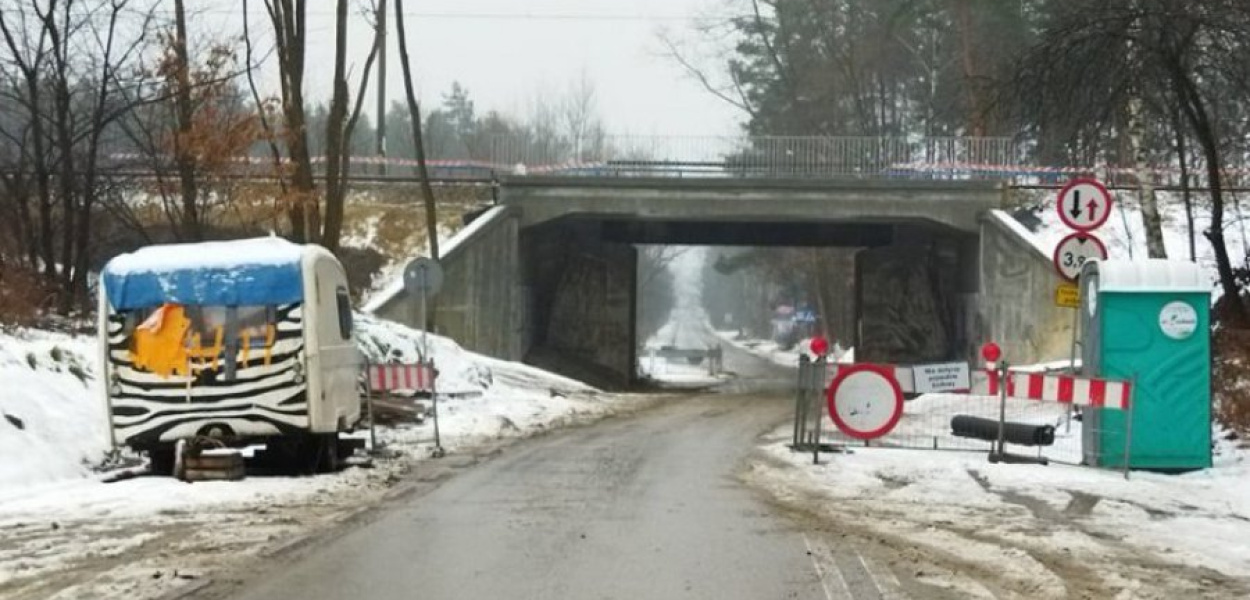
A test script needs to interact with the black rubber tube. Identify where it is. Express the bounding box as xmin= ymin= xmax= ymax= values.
xmin=951 ymin=415 xmax=1055 ymax=446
